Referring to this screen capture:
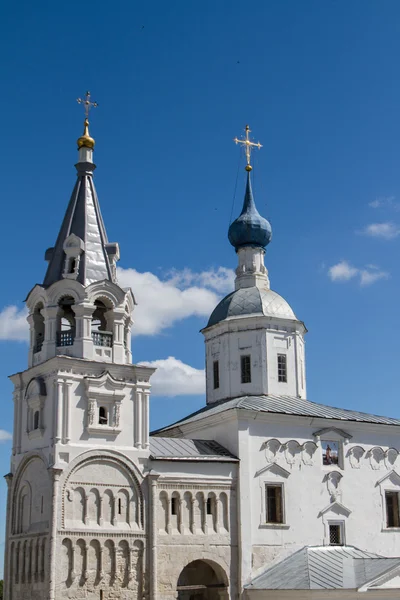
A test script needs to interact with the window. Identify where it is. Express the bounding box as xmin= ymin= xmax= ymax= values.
xmin=98 ymin=406 xmax=108 ymax=425
xmin=33 ymin=411 xmax=40 ymax=430
xmin=41 ymin=496 xmax=44 ymax=515
xmin=241 ymin=355 xmax=251 ymax=384
xmin=385 ymin=491 xmax=400 ymax=528
xmin=322 ymin=441 xmax=340 ymax=466
xmin=118 ymin=498 xmax=122 ymax=515
xmin=277 ymin=354 xmax=287 ymax=383
xmin=213 ymin=361 xmax=220 ymax=389
xmin=171 ymin=497 xmax=177 ymax=515
xmin=265 ymin=485 xmax=283 ymax=523
xmin=329 ymin=523 xmax=344 ymax=545
xmin=206 ymin=498 xmax=212 ymax=515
